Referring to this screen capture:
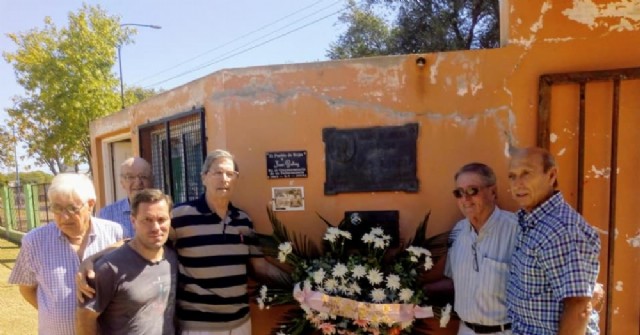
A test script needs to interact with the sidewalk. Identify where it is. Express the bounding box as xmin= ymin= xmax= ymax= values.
xmin=0 ymin=238 xmax=37 ymax=335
